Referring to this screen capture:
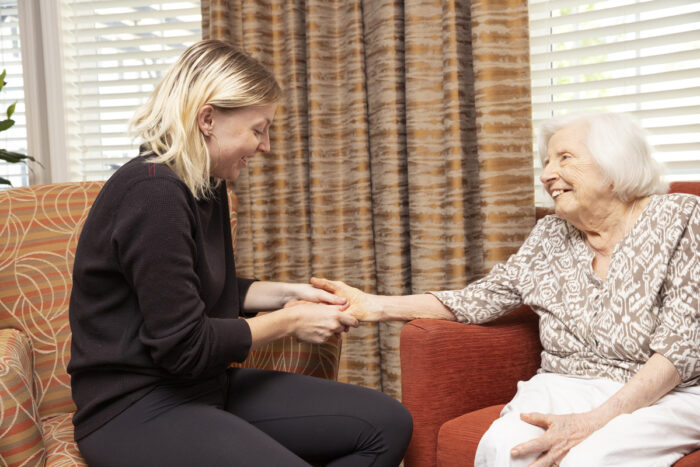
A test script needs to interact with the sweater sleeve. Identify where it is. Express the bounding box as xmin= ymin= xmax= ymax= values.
xmin=111 ymin=179 xmax=251 ymax=378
